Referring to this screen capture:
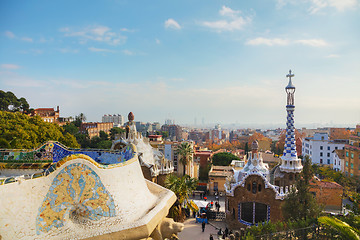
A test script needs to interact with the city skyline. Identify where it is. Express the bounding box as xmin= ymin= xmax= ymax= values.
xmin=1 ymin=0 xmax=359 ymax=126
